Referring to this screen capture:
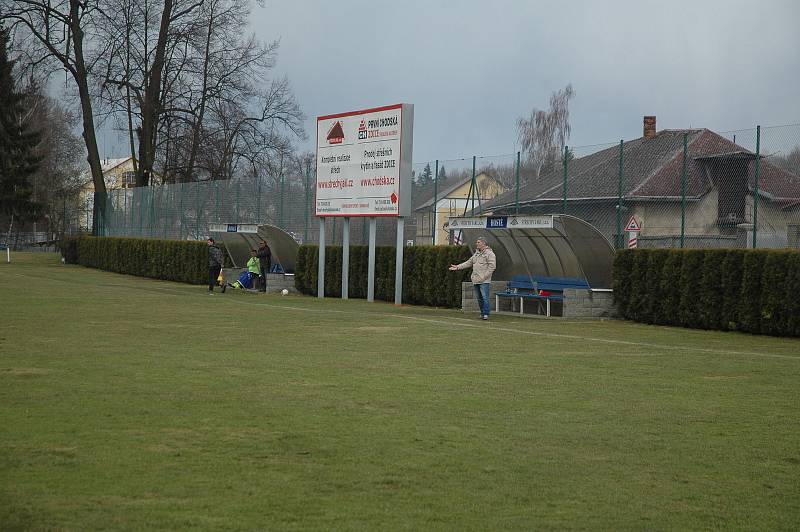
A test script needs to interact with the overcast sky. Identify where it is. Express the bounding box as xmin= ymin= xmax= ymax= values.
xmin=91 ymin=0 xmax=800 ymax=163
xmin=247 ymin=0 xmax=800 ymax=163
